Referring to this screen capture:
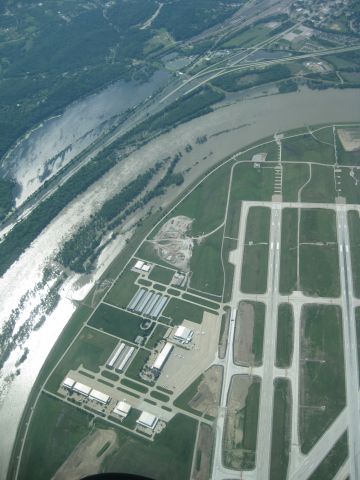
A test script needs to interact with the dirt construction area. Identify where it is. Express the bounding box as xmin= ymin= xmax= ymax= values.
xmin=223 ymin=375 xmax=253 ymax=470
xmin=53 ymin=428 xmax=117 ymax=480
xmin=192 ymin=423 xmax=215 ymax=480
xmin=151 ymin=216 xmax=194 ymax=271
xmin=158 ymin=312 xmax=220 ymax=395
xmin=234 ymin=302 xmax=256 ymax=366
xmin=338 ymin=127 xmax=360 ymax=152
xmin=189 ymin=365 xmax=223 ymax=417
